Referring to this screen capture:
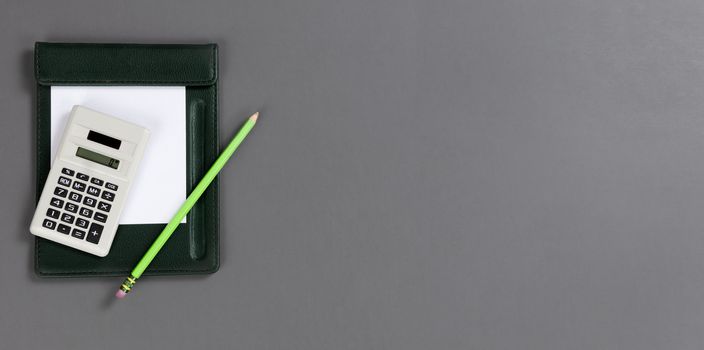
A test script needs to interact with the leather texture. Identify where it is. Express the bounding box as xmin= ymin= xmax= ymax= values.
xmin=35 ymin=43 xmax=217 ymax=86
xmin=34 ymin=42 xmax=219 ymax=277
